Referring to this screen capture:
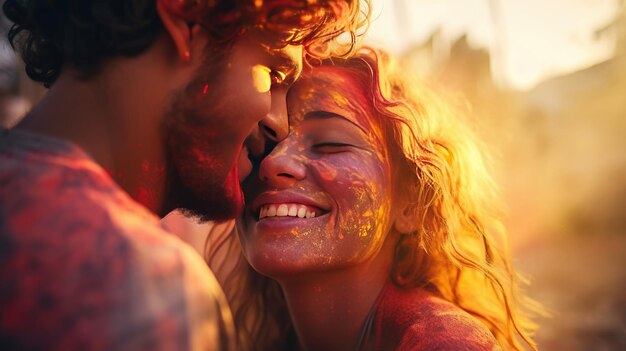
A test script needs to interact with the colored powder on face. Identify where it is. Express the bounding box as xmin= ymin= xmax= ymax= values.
xmin=290 ymin=227 xmax=309 ymax=238
xmin=202 ymin=84 xmax=209 ymax=95
xmin=311 ymin=160 xmax=338 ymax=181
xmin=190 ymin=147 xmax=218 ymax=169
xmin=358 ymin=221 xmax=373 ymax=238
xmin=328 ymin=90 xmax=352 ymax=109
xmin=222 ymin=164 xmax=241 ymax=202
xmin=133 ymin=186 xmax=154 ymax=211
